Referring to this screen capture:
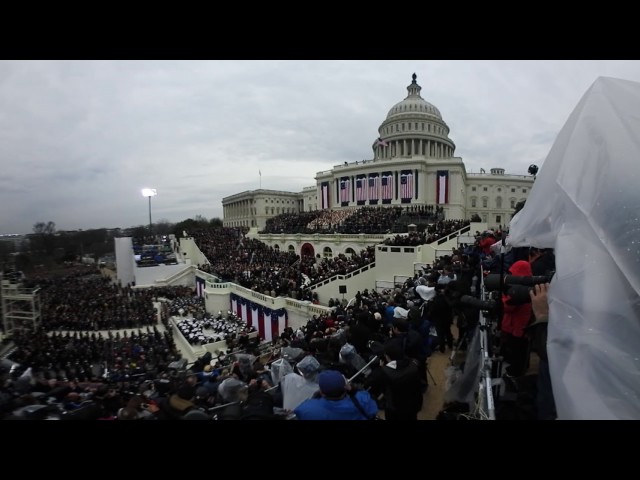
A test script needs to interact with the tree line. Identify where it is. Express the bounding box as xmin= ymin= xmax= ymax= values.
xmin=2 ymin=215 xmax=222 ymax=274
